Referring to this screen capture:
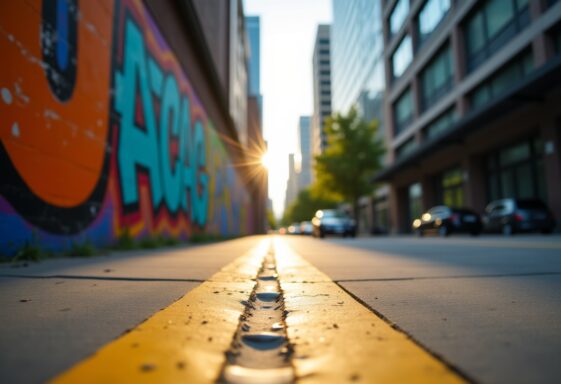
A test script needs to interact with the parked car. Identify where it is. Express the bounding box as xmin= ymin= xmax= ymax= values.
xmin=412 ymin=205 xmax=482 ymax=237
xmin=483 ymin=198 xmax=556 ymax=235
xmin=287 ymin=223 xmax=302 ymax=235
xmin=300 ymin=221 xmax=313 ymax=235
xmin=312 ymin=209 xmax=357 ymax=238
